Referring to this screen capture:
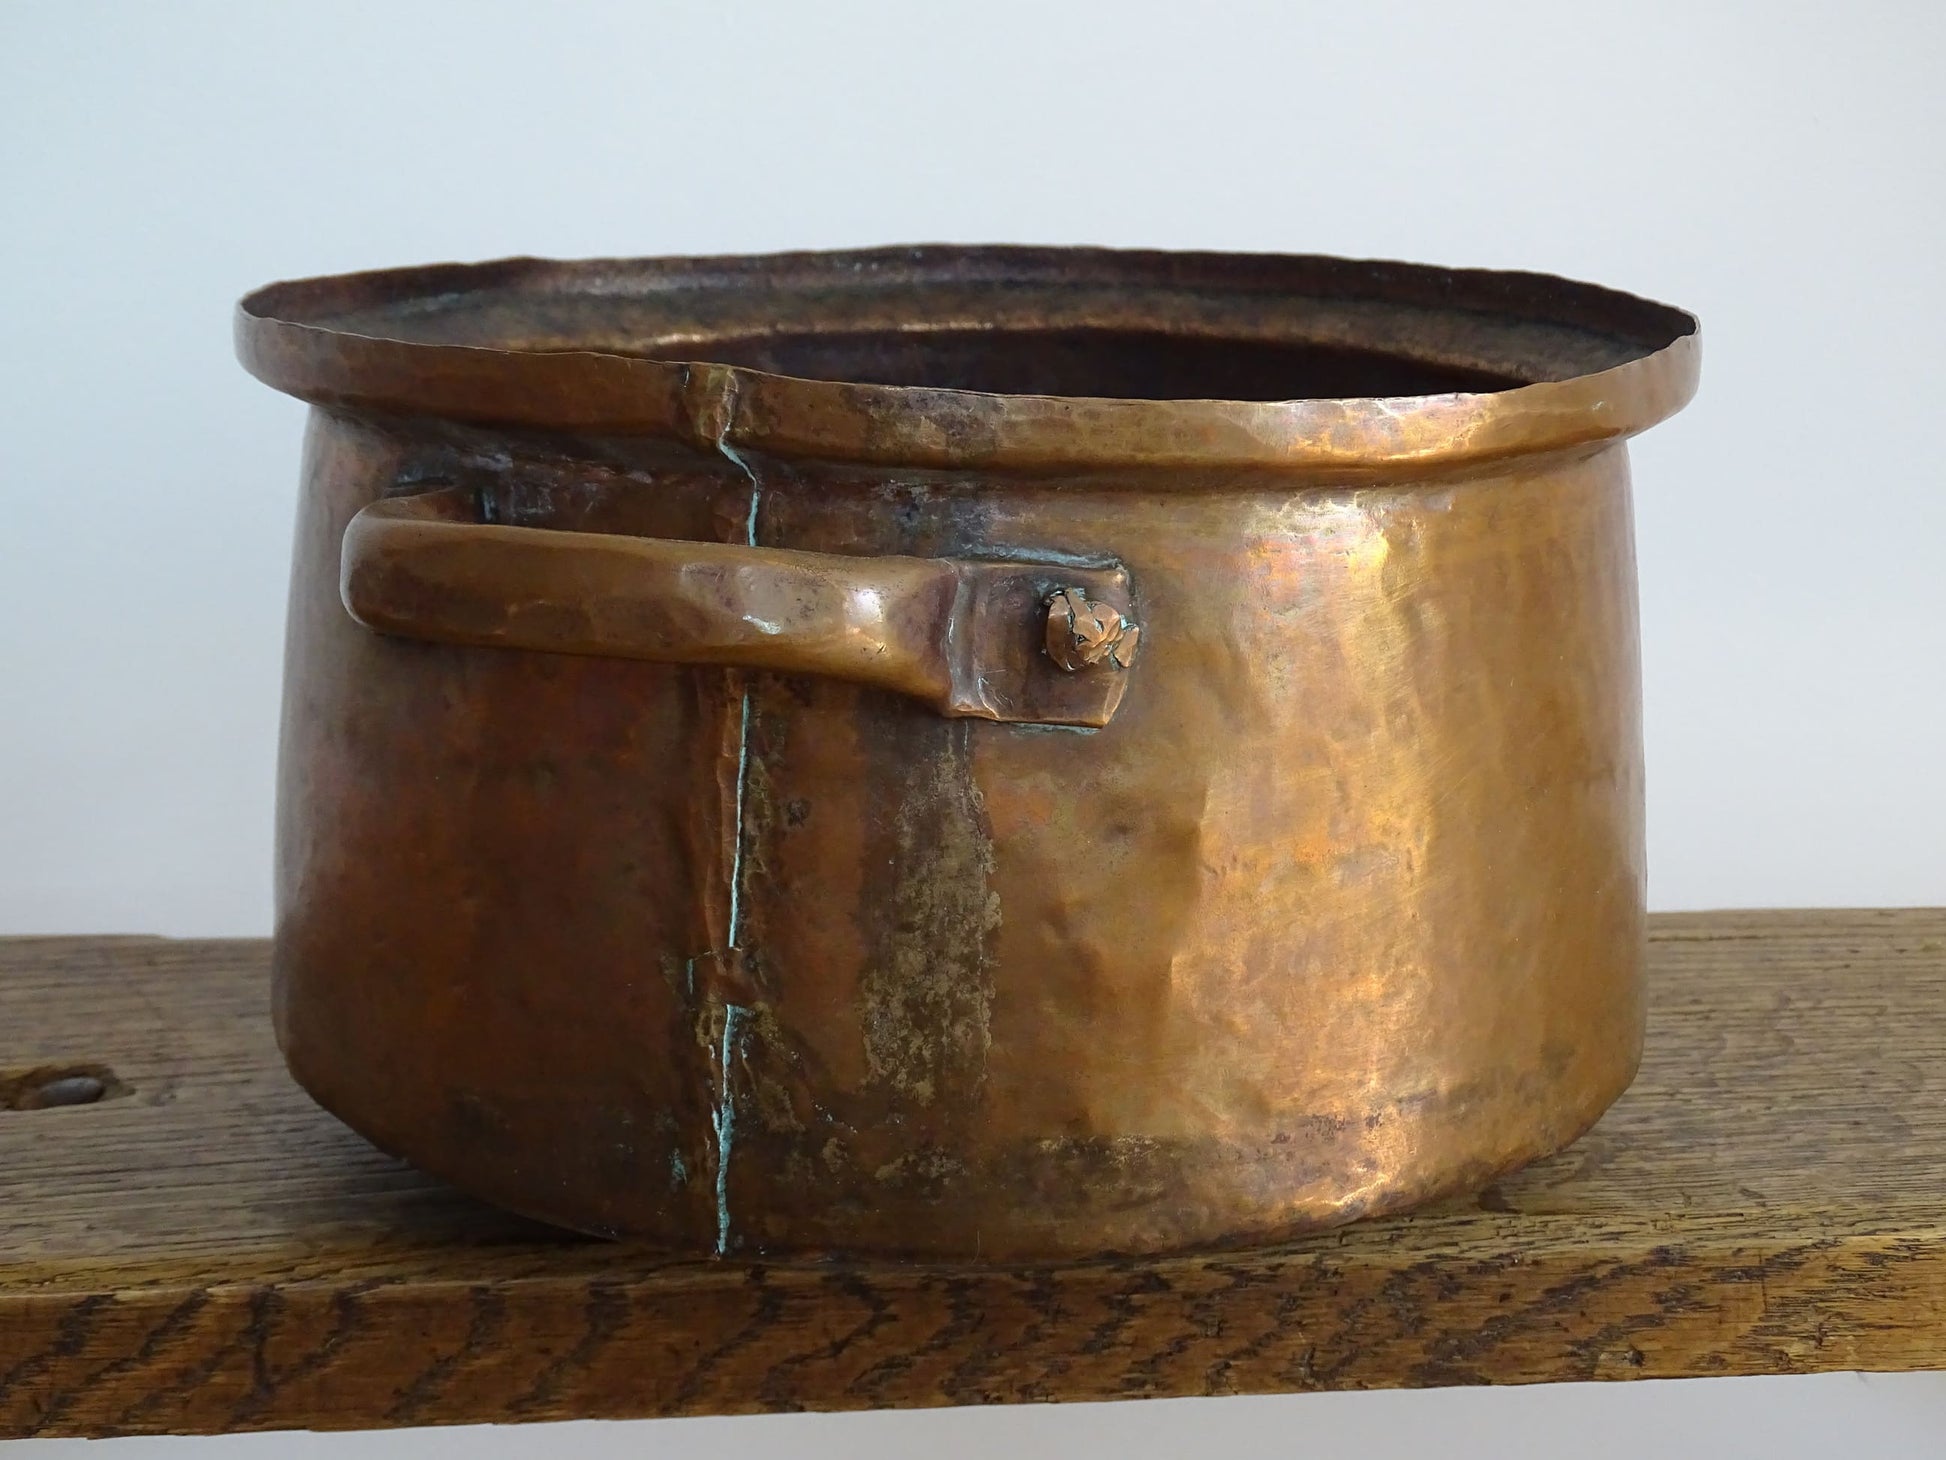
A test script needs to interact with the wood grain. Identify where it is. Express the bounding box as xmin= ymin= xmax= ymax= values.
xmin=3 ymin=910 xmax=1944 ymax=1437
